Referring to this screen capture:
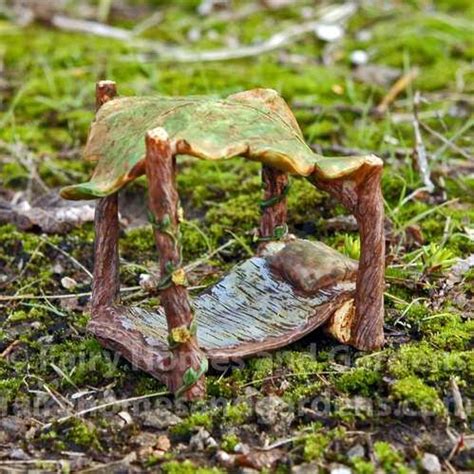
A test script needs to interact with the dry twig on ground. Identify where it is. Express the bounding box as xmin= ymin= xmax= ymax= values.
xmin=21 ymin=3 xmax=357 ymax=63
xmin=412 ymin=91 xmax=435 ymax=193
xmin=374 ymin=68 xmax=419 ymax=116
